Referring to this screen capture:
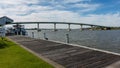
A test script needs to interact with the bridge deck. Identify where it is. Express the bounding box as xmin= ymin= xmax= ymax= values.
xmin=8 ymin=36 xmax=120 ymax=68
xmin=10 ymin=22 xmax=108 ymax=27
